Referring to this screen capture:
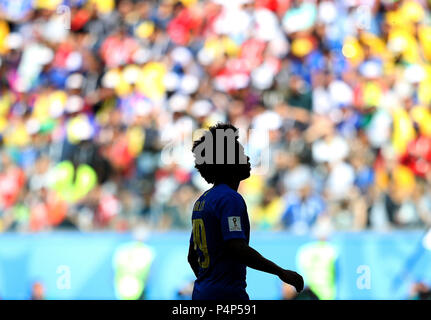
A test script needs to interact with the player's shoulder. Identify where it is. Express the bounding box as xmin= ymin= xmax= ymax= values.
xmin=212 ymin=184 xmax=245 ymax=206
xmin=212 ymin=183 xmax=238 ymax=196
